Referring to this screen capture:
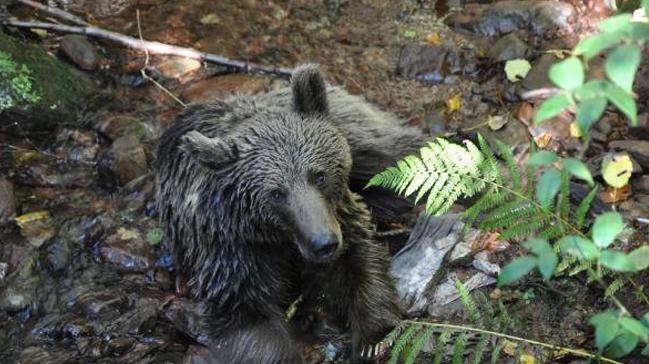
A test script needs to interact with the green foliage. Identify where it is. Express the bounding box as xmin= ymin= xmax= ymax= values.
xmin=384 ymin=281 xmax=515 ymax=363
xmin=535 ymin=8 xmax=649 ymax=133
xmin=0 ymin=51 xmax=40 ymax=111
